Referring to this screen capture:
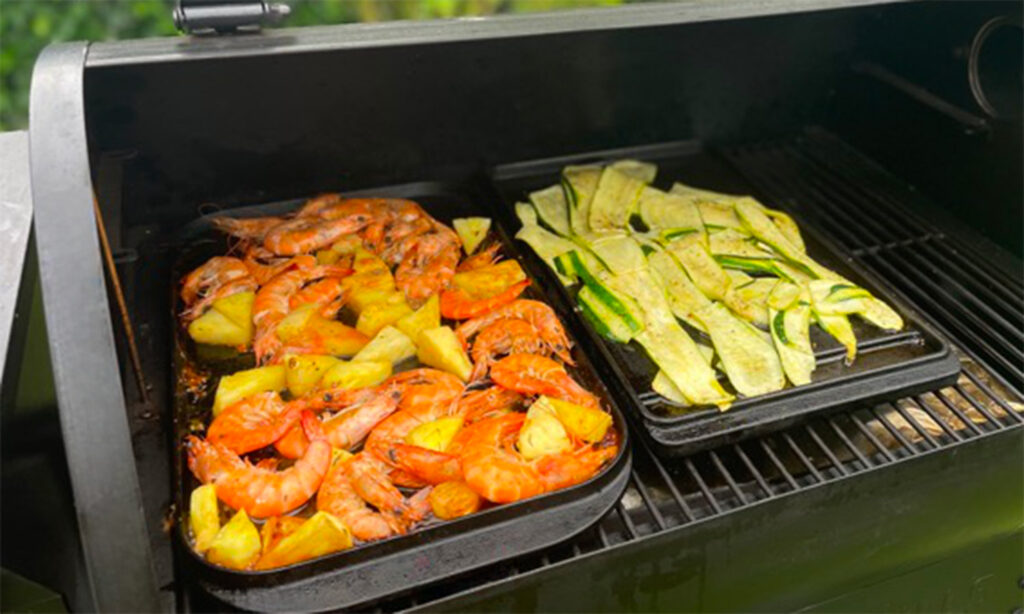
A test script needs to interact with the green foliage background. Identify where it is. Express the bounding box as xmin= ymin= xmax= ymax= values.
xmin=0 ymin=0 xmax=630 ymax=131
